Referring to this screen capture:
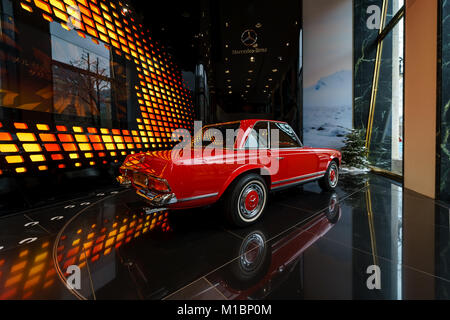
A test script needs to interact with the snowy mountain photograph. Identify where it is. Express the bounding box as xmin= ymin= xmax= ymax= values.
xmin=303 ymin=70 xmax=352 ymax=149
xmin=302 ymin=0 xmax=352 ymax=150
